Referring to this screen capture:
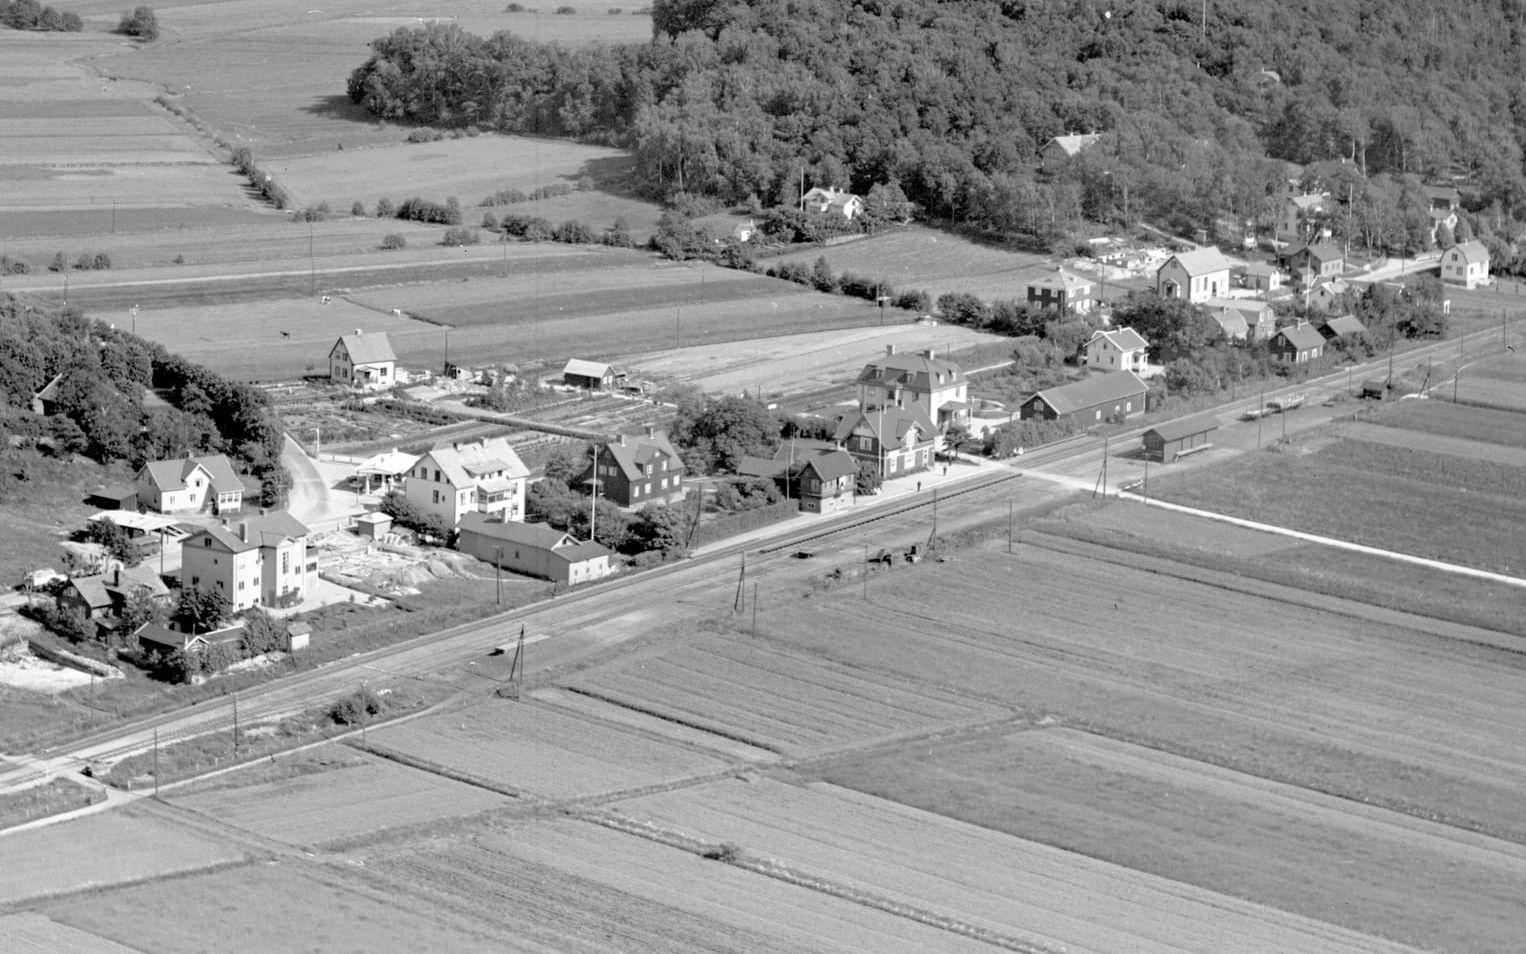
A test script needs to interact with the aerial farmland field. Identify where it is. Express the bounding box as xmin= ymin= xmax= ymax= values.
xmin=1453 ymin=350 xmax=1526 ymax=410
xmin=1146 ymin=427 xmax=1526 ymax=574
xmin=769 ymin=225 xmax=1054 ymax=302
xmin=362 ymin=698 xmax=730 ymax=799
